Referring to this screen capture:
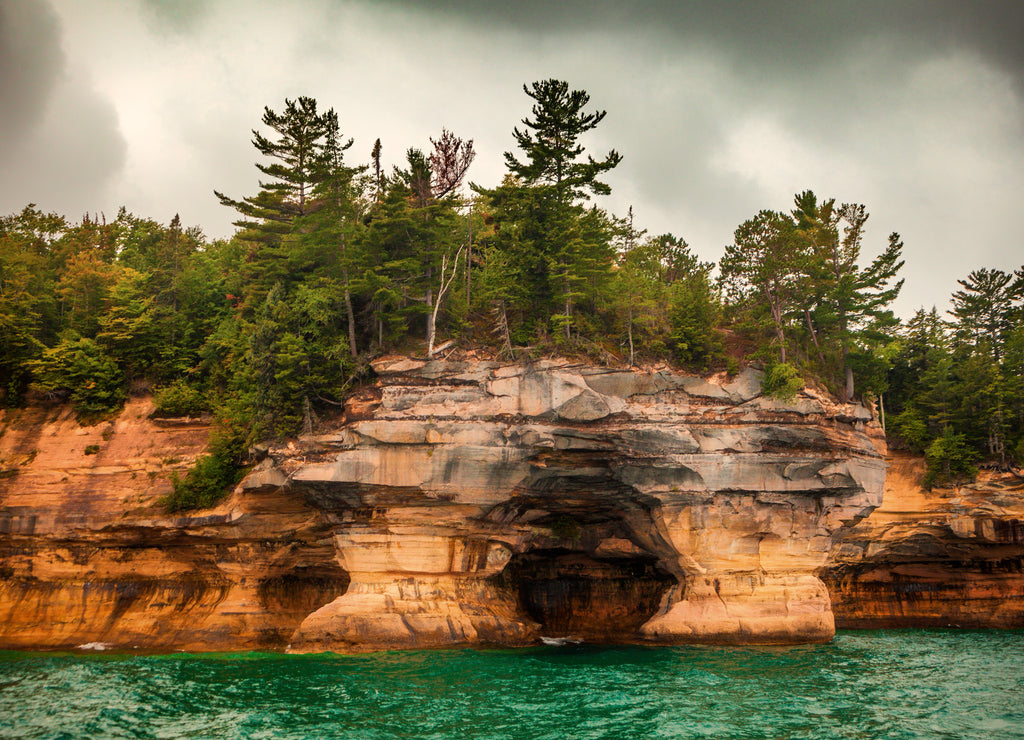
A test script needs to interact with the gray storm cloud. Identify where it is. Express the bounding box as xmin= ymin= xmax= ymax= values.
xmin=0 ymin=1 xmax=63 ymax=157
xmin=0 ymin=0 xmax=126 ymax=217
